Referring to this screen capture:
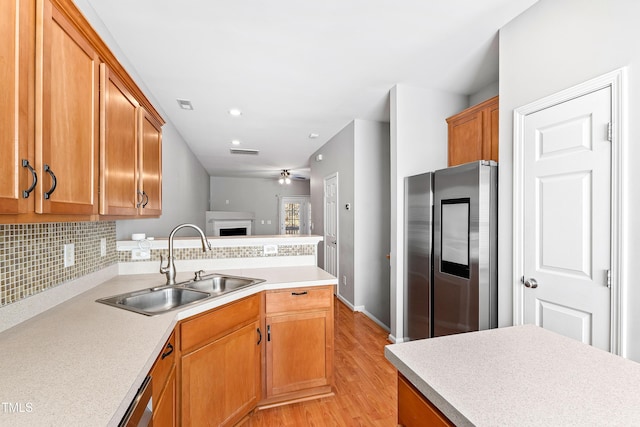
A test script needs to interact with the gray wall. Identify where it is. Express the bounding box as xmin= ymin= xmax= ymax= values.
xmin=353 ymin=120 xmax=391 ymax=326
xmin=116 ymin=122 xmax=211 ymax=239
xmin=209 ymin=177 xmax=310 ymax=235
xmin=310 ymin=119 xmax=391 ymax=327
xmin=499 ymin=0 xmax=640 ymax=360
xmin=310 ymin=122 xmax=356 ymax=304
xmin=389 ymin=84 xmax=467 ymax=341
